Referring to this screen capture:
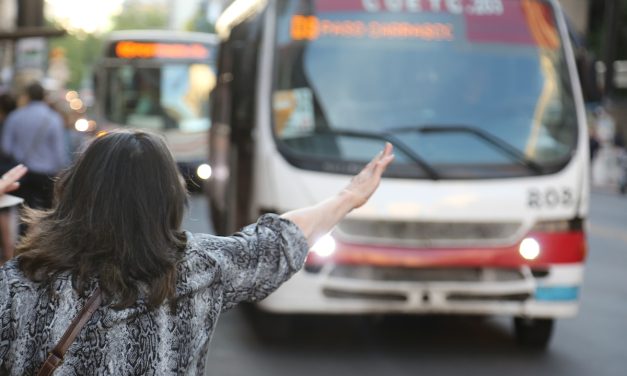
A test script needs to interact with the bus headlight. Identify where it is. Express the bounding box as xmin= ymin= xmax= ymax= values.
xmin=519 ymin=238 xmax=541 ymax=260
xmin=311 ymin=234 xmax=336 ymax=257
xmin=196 ymin=164 xmax=212 ymax=180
